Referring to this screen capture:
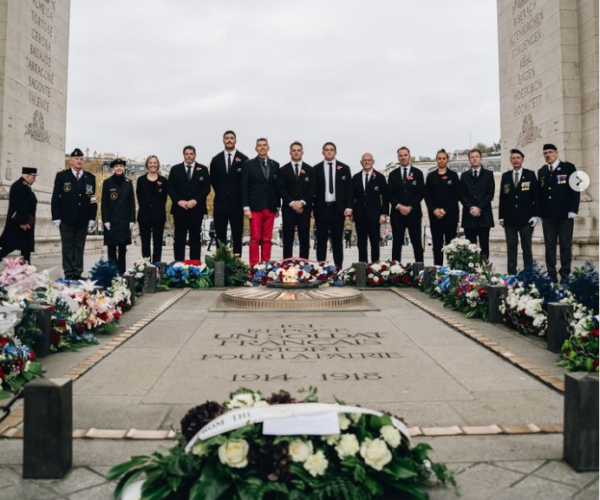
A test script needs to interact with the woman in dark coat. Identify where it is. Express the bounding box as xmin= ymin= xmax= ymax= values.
xmin=136 ymin=155 xmax=168 ymax=262
xmin=424 ymin=149 xmax=460 ymax=266
xmin=0 ymin=167 xmax=38 ymax=263
xmin=101 ymin=159 xmax=135 ymax=273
